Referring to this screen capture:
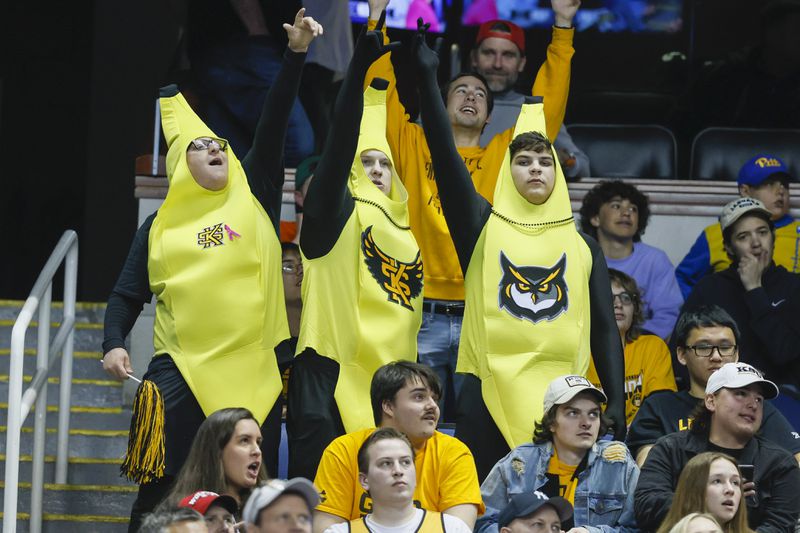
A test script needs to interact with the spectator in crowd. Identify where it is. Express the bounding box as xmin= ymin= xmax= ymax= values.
xmin=667 ymin=513 xmax=724 ymax=533
xmin=412 ymin=24 xmax=626 ymax=479
xmin=242 ymin=478 xmax=320 ymax=533
xmin=323 ymin=427 xmax=472 ymax=533
xmin=139 ymin=507 xmax=208 ymax=533
xmin=634 ymin=362 xmax=800 ymax=532
xmin=287 ymin=17 xmax=422 ymax=480
xmin=476 ymin=375 xmax=638 ymax=533
xmin=188 ymin=2 xmax=316 ymax=166
xmin=313 ymin=361 xmax=483 ymax=533
xmin=682 ymin=198 xmax=800 ymax=404
xmin=495 ymin=492 xmax=573 ymax=533
xmin=162 ymin=408 xmax=268 ymax=514
xmin=587 ymin=269 xmax=677 ymax=426
xmin=365 ymin=0 xmax=576 ymax=420
xmin=178 ymin=491 xmax=239 ymax=533
xmin=101 ymin=14 xmax=321 ymax=531
xmin=470 ymin=18 xmax=590 ymax=178
xmin=414 ymin=21 xmax=626 ymax=474
xmin=580 ymin=180 xmax=683 ymax=339
xmin=676 ymin=155 xmax=799 ymax=299
xmin=627 ymin=306 xmax=800 ymax=466
xmin=276 ymin=242 xmax=303 ymax=372
xmin=655 ymin=452 xmax=752 ymax=533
